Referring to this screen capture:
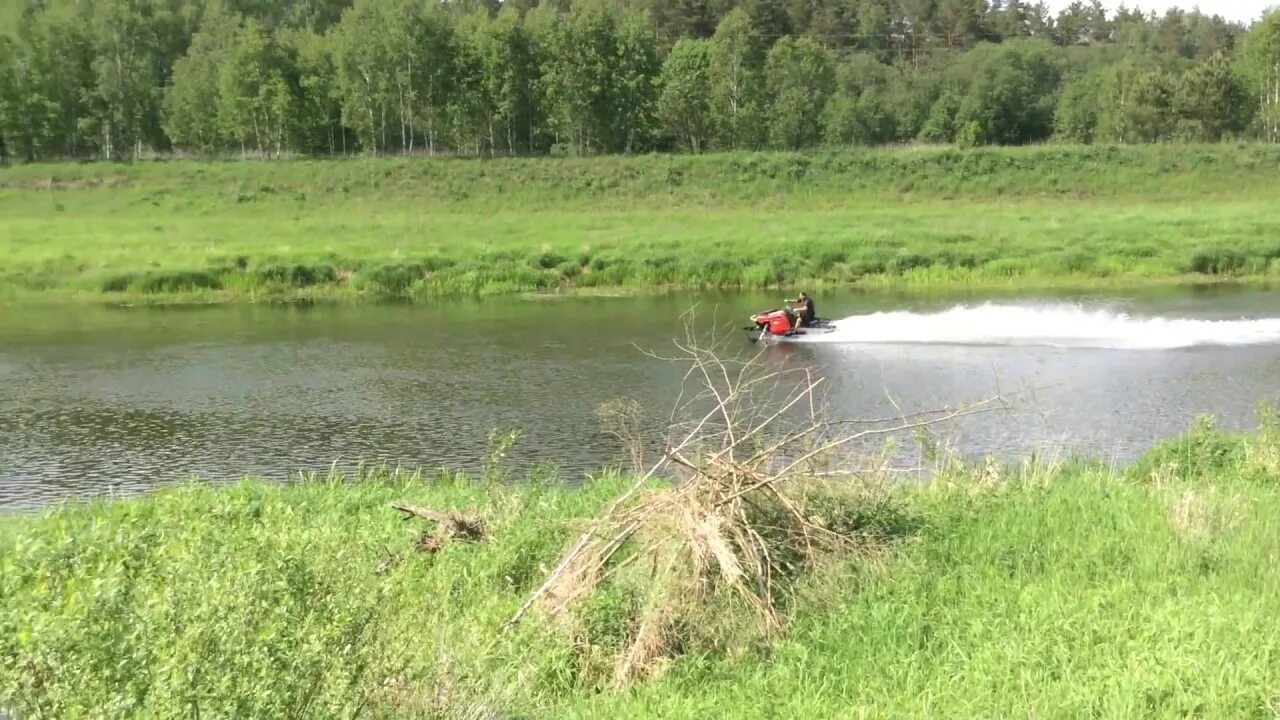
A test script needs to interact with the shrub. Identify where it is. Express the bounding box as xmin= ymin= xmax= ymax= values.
xmin=100 ymin=274 xmax=135 ymax=293
xmin=136 ymin=270 xmax=222 ymax=293
xmin=1187 ymin=248 xmax=1247 ymax=275
xmin=887 ymin=252 xmax=933 ymax=274
xmin=1126 ymin=415 xmax=1245 ymax=484
xmin=531 ymin=252 xmax=568 ymax=270
xmin=255 ymin=264 xmax=338 ymax=287
xmin=359 ymin=263 xmax=424 ymax=294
